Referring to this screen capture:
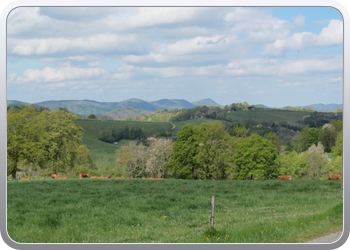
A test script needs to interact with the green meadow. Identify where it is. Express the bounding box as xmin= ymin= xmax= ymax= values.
xmin=7 ymin=179 xmax=343 ymax=243
xmin=77 ymin=118 xmax=214 ymax=166
xmin=225 ymin=109 xmax=310 ymax=127
xmin=77 ymin=119 xmax=173 ymax=165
